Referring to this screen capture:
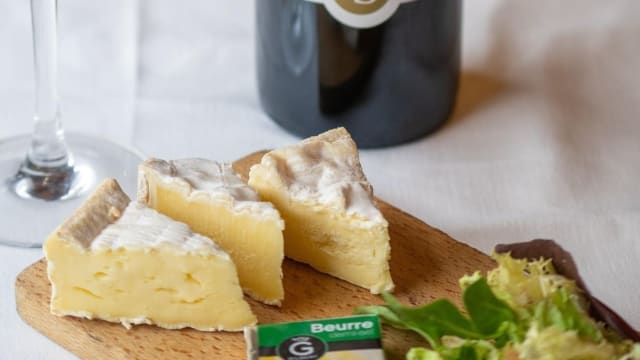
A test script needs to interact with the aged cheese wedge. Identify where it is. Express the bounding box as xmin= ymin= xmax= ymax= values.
xmin=248 ymin=127 xmax=394 ymax=293
xmin=138 ymin=159 xmax=285 ymax=306
xmin=44 ymin=179 xmax=256 ymax=331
